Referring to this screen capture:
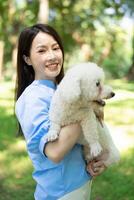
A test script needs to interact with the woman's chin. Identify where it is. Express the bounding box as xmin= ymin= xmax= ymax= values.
xmin=47 ymin=70 xmax=60 ymax=78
